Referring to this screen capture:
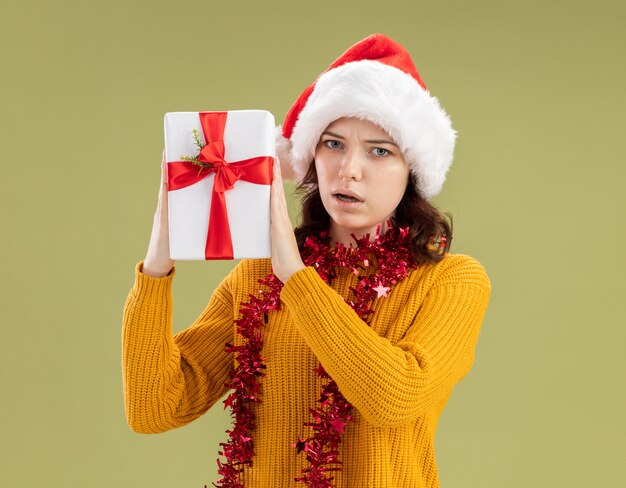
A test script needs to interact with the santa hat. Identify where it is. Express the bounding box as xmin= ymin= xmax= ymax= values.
xmin=276 ymin=33 xmax=457 ymax=199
